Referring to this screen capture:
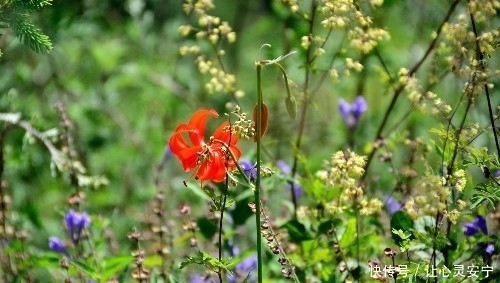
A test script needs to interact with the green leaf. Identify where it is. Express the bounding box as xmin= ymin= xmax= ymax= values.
xmin=230 ymin=200 xmax=253 ymax=226
xmin=21 ymin=200 xmax=43 ymax=229
xmin=392 ymin=228 xmax=412 ymax=240
xmin=281 ymin=219 xmax=310 ymax=243
xmin=471 ymin=183 xmax=500 ymax=209
xmin=179 ymin=251 xmax=234 ymax=273
xmin=70 ymin=260 xmax=99 ymax=279
xmin=100 ymin=255 xmax=134 ymax=280
xmin=143 ymin=255 xmax=163 ymax=267
xmin=339 ymin=217 xmax=356 ymax=248
xmin=33 ymin=253 xmax=61 ymax=268
xmin=317 ymin=220 xmax=336 ymax=235
xmin=390 ymin=211 xmax=414 ymax=246
xmin=197 ymin=216 xmax=218 ymax=239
